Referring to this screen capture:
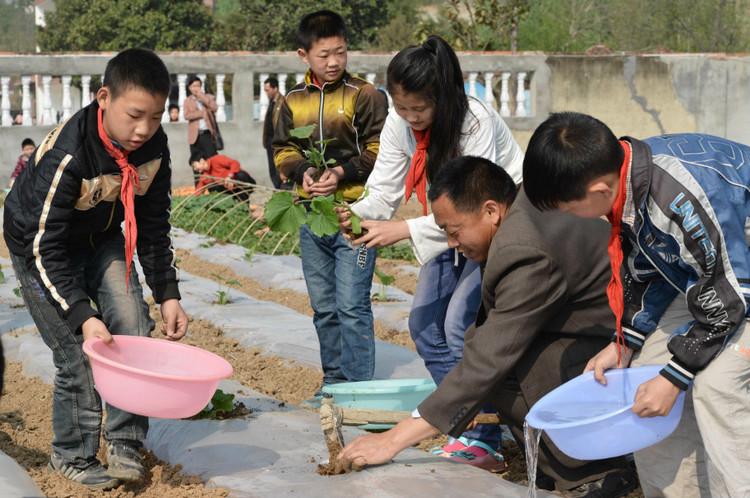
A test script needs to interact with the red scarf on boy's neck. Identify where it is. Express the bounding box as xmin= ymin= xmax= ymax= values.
xmin=97 ymin=107 xmax=140 ymax=289
xmin=404 ymin=128 xmax=431 ymax=215
xmin=606 ymin=140 xmax=632 ymax=366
